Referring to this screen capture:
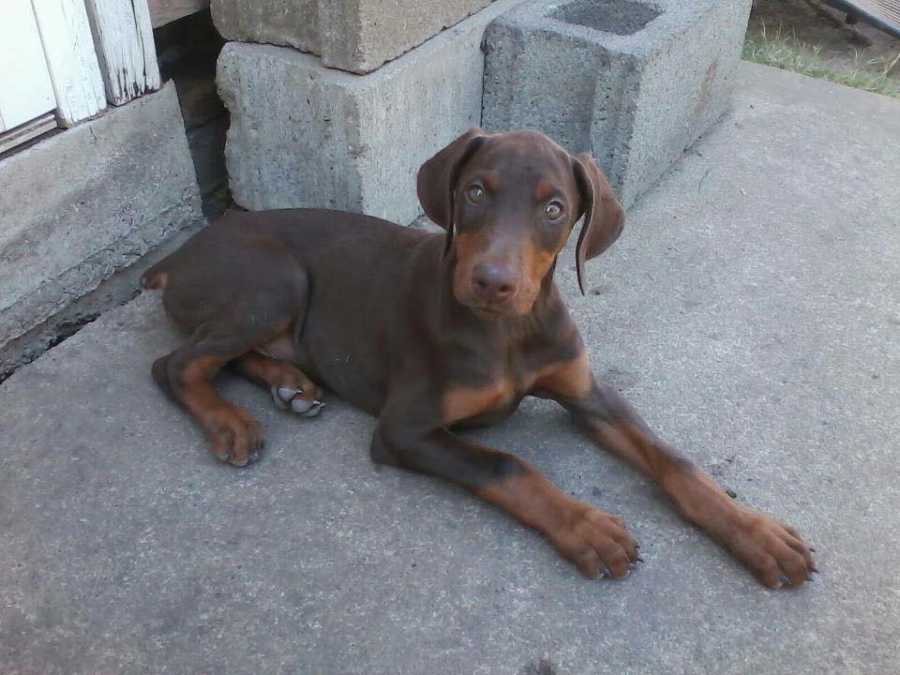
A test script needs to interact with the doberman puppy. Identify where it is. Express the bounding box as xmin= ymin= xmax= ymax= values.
xmin=143 ymin=129 xmax=815 ymax=587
